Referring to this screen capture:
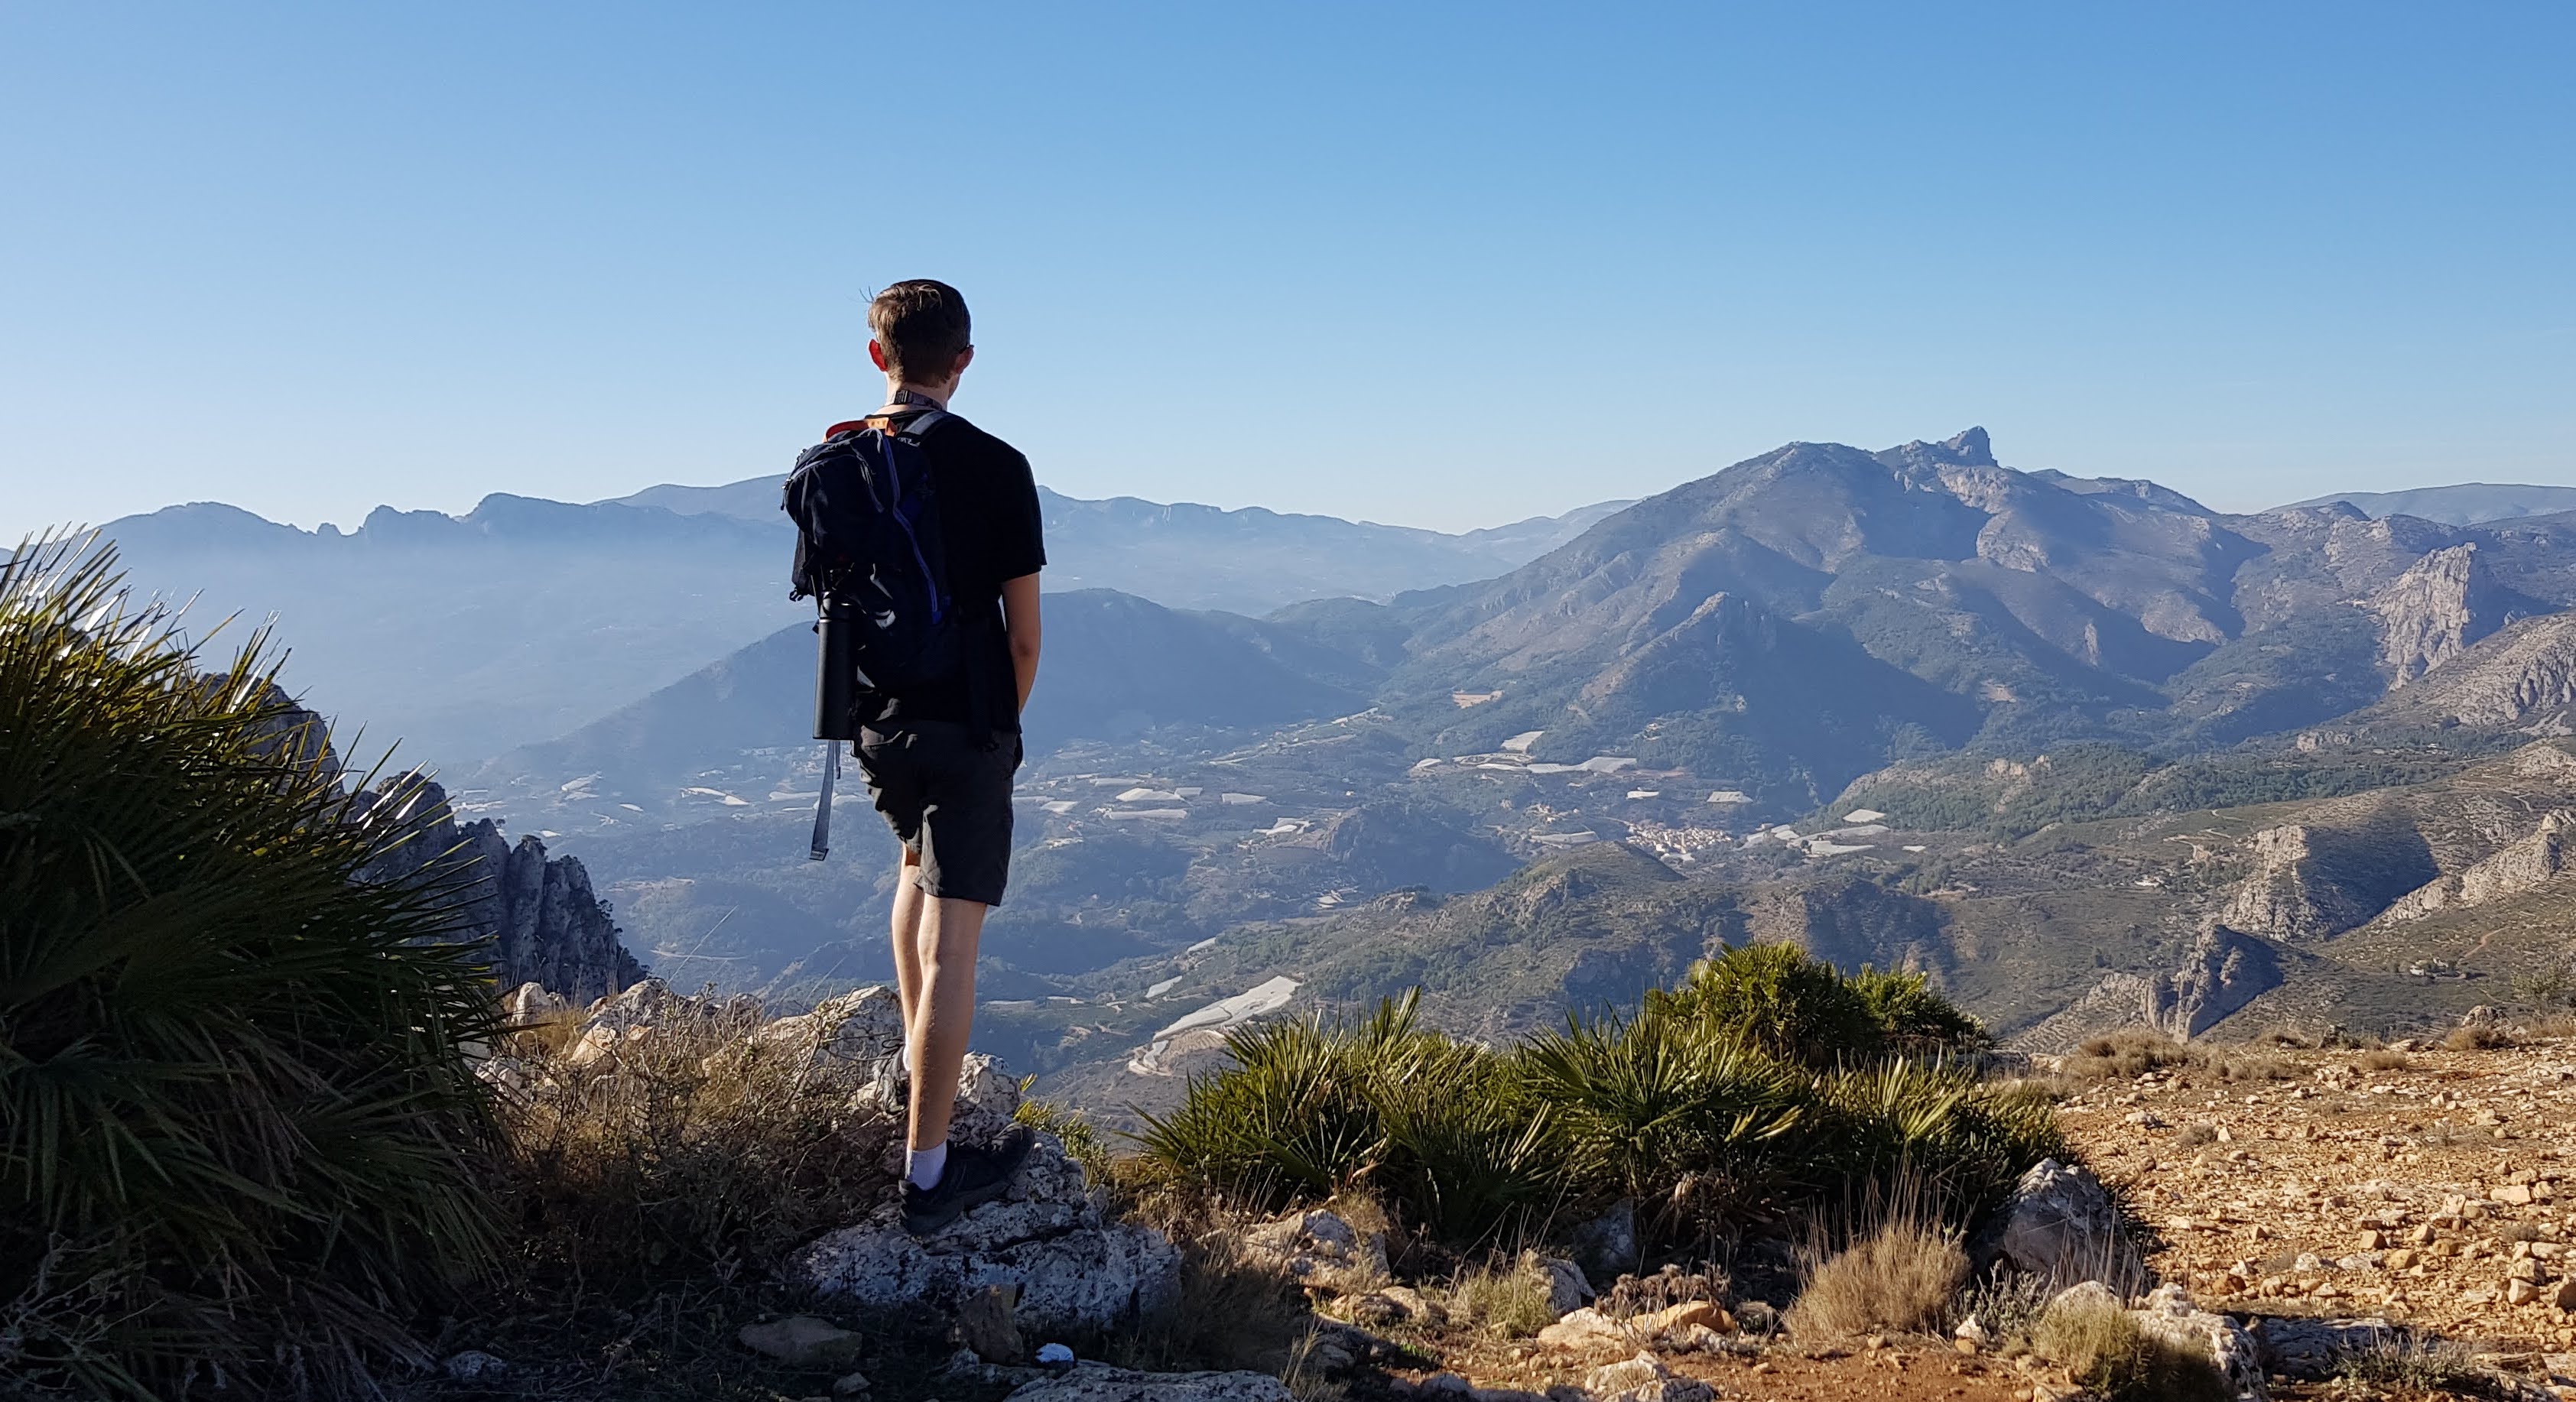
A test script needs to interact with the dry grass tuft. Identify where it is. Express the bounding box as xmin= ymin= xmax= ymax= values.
xmin=1103 ymin=1227 xmax=1318 ymax=1375
xmin=2061 ymin=1031 xmax=2298 ymax=1083
xmin=2360 ymin=1048 xmax=2412 ymax=1072
xmin=2338 ymin=1333 xmax=2492 ymax=1394
xmin=494 ymin=1000 xmax=894 ymax=1293
xmin=2063 ymin=1030 xmax=2194 ymax=1080
xmin=1446 ymin=1251 xmax=1561 ymax=1338
xmin=1786 ymin=1218 xmax=1967 ymax=1339
xmin=2035 ymin=1290 xmax=2229 ymax=1402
